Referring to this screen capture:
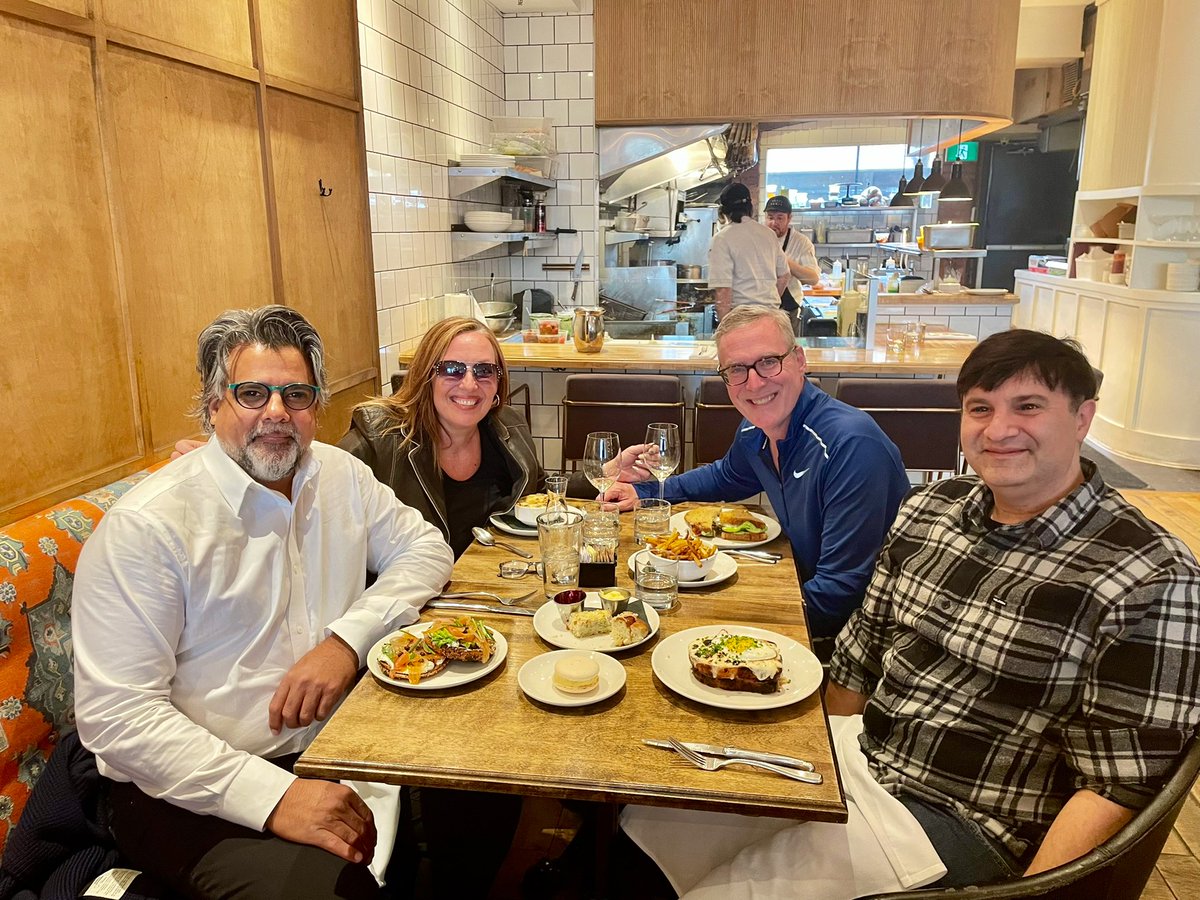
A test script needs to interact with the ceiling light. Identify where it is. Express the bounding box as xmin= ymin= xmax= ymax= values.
xmin=922 ymin=158 xmax=947 ymax=195
xmin=939 ymin=161 xmax=972 ymax=202
xmin=903 ymin=160 xmax=926 ymax=195
xmin=889 ymin=176 xmax=912 ymax=207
